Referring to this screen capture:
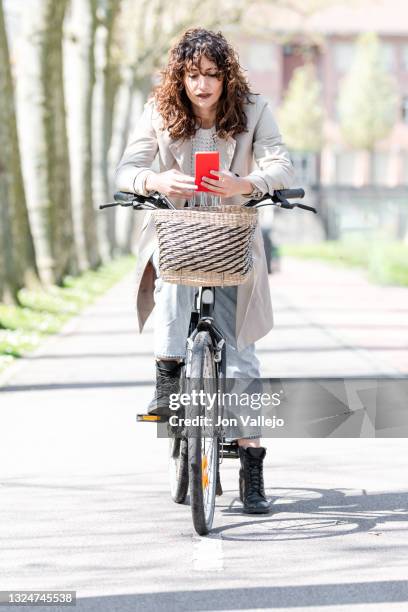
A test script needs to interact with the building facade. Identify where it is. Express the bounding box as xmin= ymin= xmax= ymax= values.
xmin=231 ymin=0 xmax=408 ymax=189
